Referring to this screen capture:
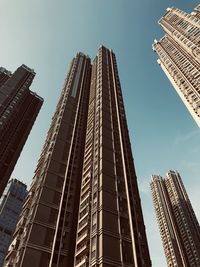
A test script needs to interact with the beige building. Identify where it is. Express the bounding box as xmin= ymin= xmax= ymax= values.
xmin=153 ymin=5 xmax=200 ymax=127
xmin=150 ymin=170 xmax=200 ymax=267
xmin=4 ymin=46 xmax=151 ymax=267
